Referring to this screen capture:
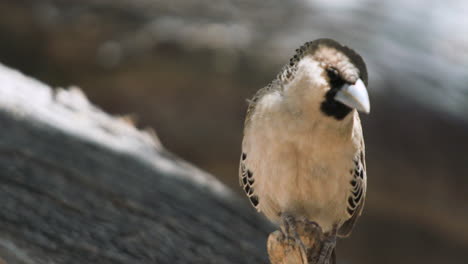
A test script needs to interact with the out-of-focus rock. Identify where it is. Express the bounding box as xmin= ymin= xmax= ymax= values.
xmin=0 ymin=63 xmax=271 ymax=263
